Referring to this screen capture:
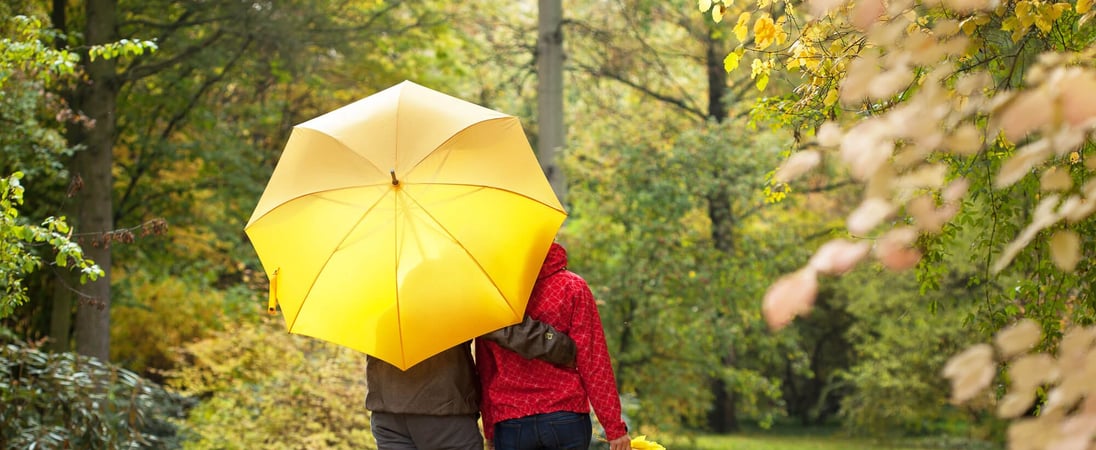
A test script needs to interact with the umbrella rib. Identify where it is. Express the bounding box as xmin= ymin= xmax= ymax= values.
xmin=246 ymin=183 xmax=397 ymax=230
xmin=285 ymin=189 xmax=394 ymax=334
xmin=297 ymin=124 xmax=391 ymax=179
xmin=400 ymin=190 xmax=522 ymax=318
xmin=392 ymin=196 xmax=406 ymax=368
xmin=401 ymin=181 xmax=567 ymax=215
xmin=393 ymin=88 xmax=406 ymax=368
xmin=397 ymin=117 xmax=509 ymax=176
